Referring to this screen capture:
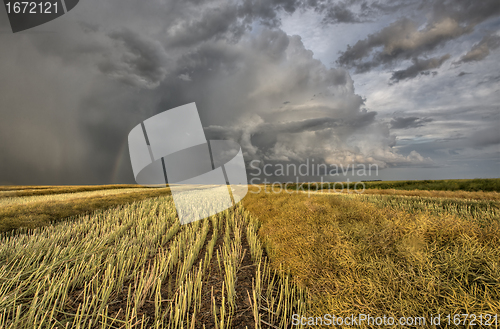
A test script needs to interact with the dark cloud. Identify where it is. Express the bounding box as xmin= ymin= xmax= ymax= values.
xmin=169 ymin=28 xmax=426 ymax=168
xmin=429 ymin=0 xmax=500 ymax=27
xmin=337 ymin=0 xmax=500 ymax=73
xmin=98 ymin=29 xmax=169 ymax=89
xmin=323 ymin=3 xmax=361 ymax=24
xmin=318 ymin=0 xmax=420 ymax=25
xmin=235 ymin=0 xmax=421 ymax=28
xmin=390 ymin=54 xmax=450 ymax=82
xmin=457 ymin=71 xmax=471 ymax=77
xmin=455 ymin=33 xmax=500 ymax=64
xmin=2 ymin=0 xmax=495 ymax=184
xmin=166 ymin=5 xmax=246 ymax=47
xmin=174 ymin=30 xmax=386 ymax=165
xmin=236 ymin=0 xmax=302 ymax=28
xmin=390 ymin=117 xmax=433 ymax=129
